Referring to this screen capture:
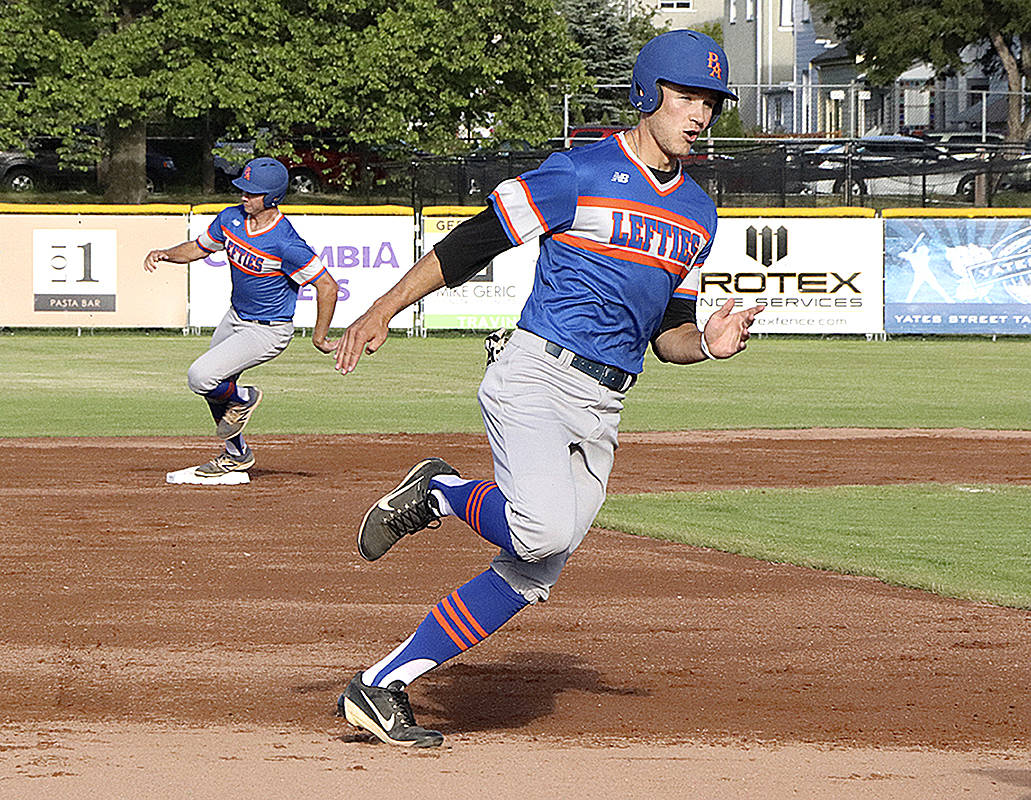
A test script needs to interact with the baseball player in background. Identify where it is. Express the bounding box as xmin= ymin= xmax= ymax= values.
xmin=144 ymin=157 xmax=339 ymax=476
xmin=333 ymin=31 xmax=763 ymax=747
